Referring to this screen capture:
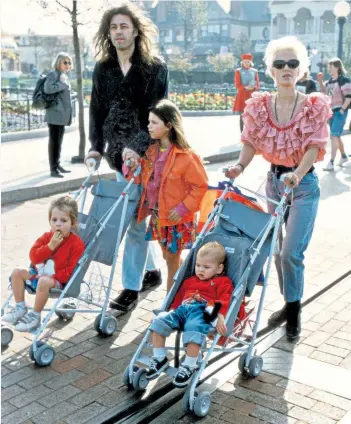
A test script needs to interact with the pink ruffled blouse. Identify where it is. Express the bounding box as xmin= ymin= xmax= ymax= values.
xmin=241 ymin=92 xmax=332 ymax=167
